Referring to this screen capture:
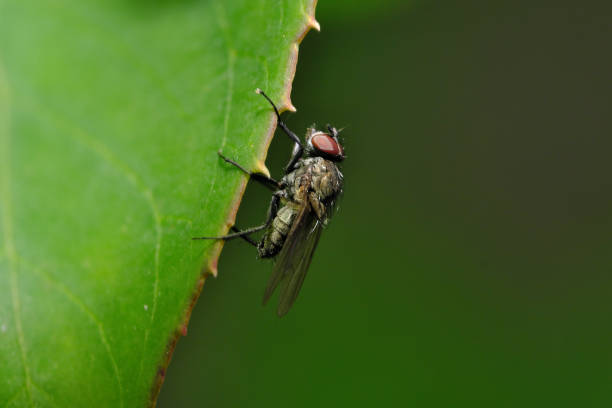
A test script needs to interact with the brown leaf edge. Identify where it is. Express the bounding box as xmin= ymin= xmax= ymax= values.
xmin=148 ymin=2 xmax=320 ymax=406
